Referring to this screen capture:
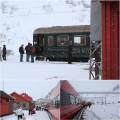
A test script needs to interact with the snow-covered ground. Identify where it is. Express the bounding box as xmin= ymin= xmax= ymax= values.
xmin=84 ymin=103 xmax=120 ymax=120
xmin=0 ymin=111 xmax=50 ymax=120
xmin=0 ymin=55 xmax=89 ymax=81
xmin=0 ymin=55 xmax=89 ymax=99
